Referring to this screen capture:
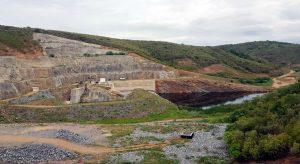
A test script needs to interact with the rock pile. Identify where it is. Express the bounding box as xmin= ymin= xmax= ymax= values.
xmin=0 ymin=144 xmax=77 ymax=163
xmin=108 ymin=152 xmax=144 ymax=164
xmin=56 ymin=129 xmax=90 ymax=145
